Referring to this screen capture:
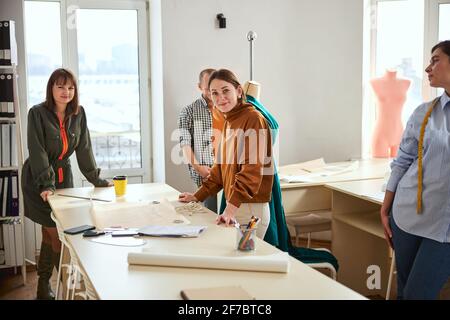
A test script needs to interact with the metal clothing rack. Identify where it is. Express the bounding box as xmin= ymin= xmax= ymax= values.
xmin=246 ymin=31 xmax=257 ymax=81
